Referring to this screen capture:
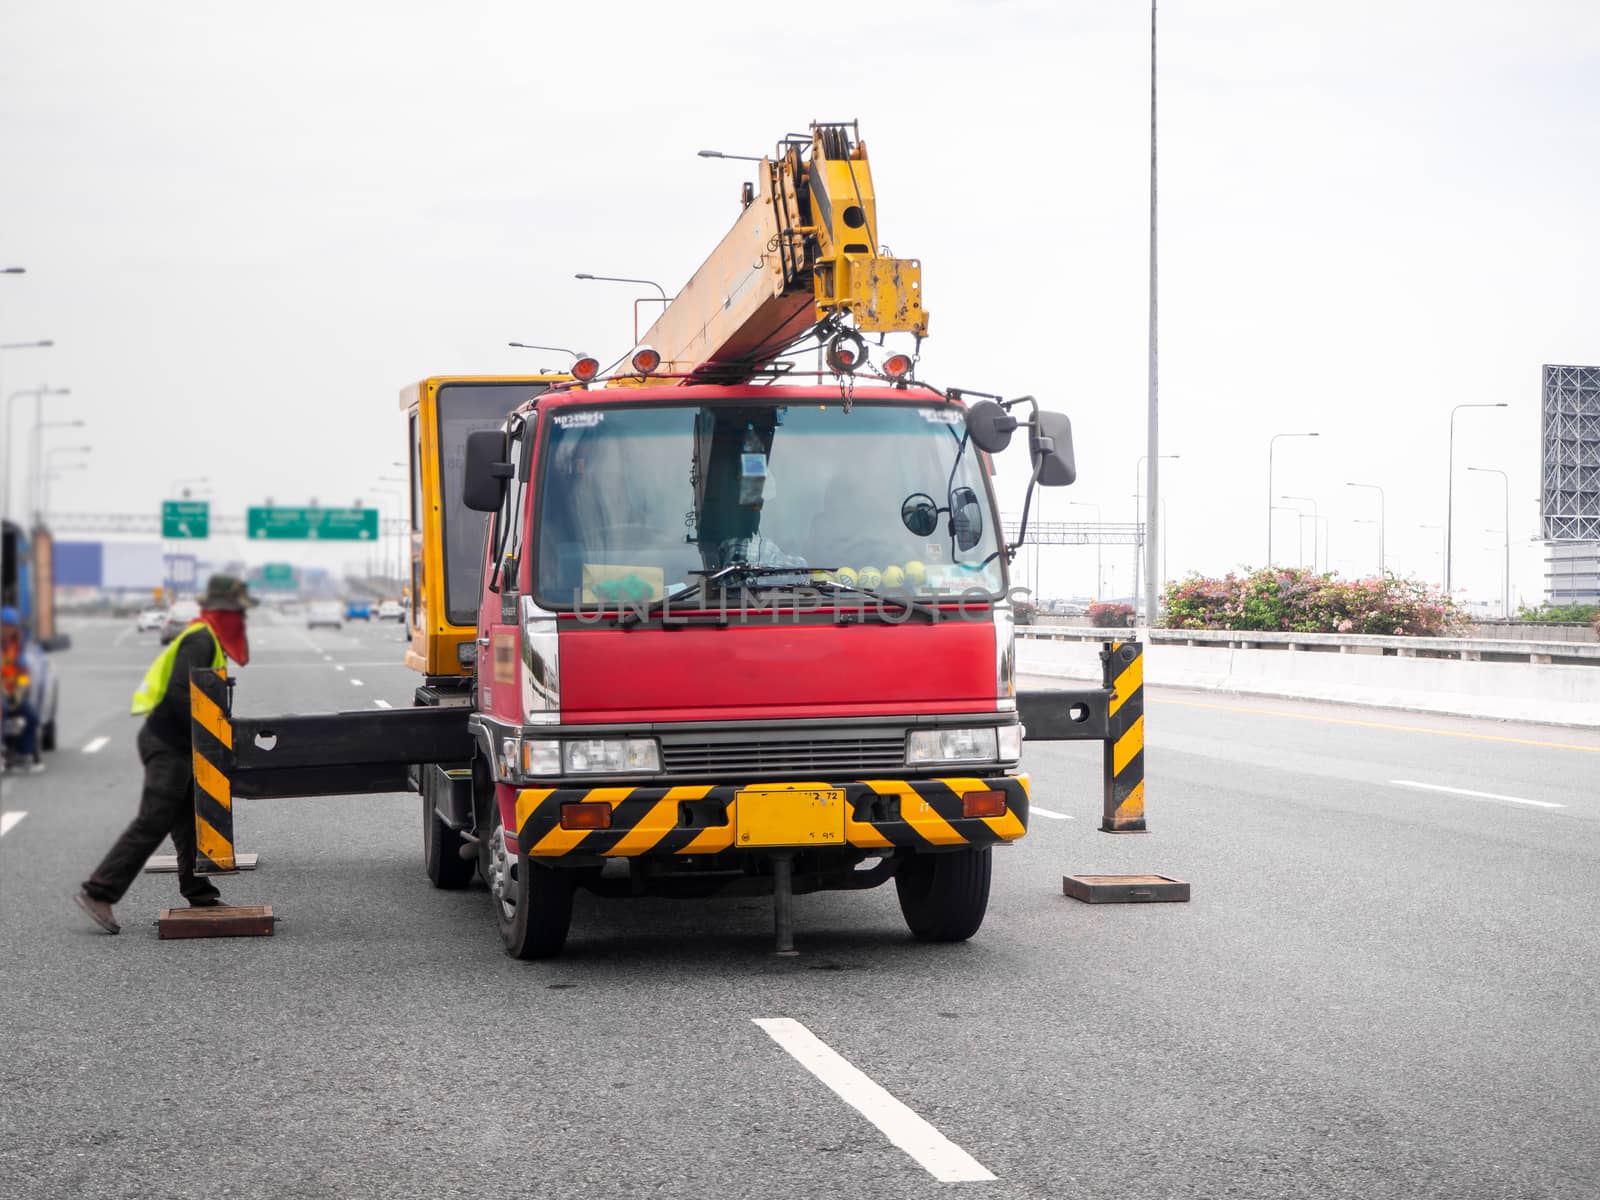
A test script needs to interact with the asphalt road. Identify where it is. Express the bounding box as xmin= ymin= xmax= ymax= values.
xmin=2 ymin=614 xmax=1597 ymax=1199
